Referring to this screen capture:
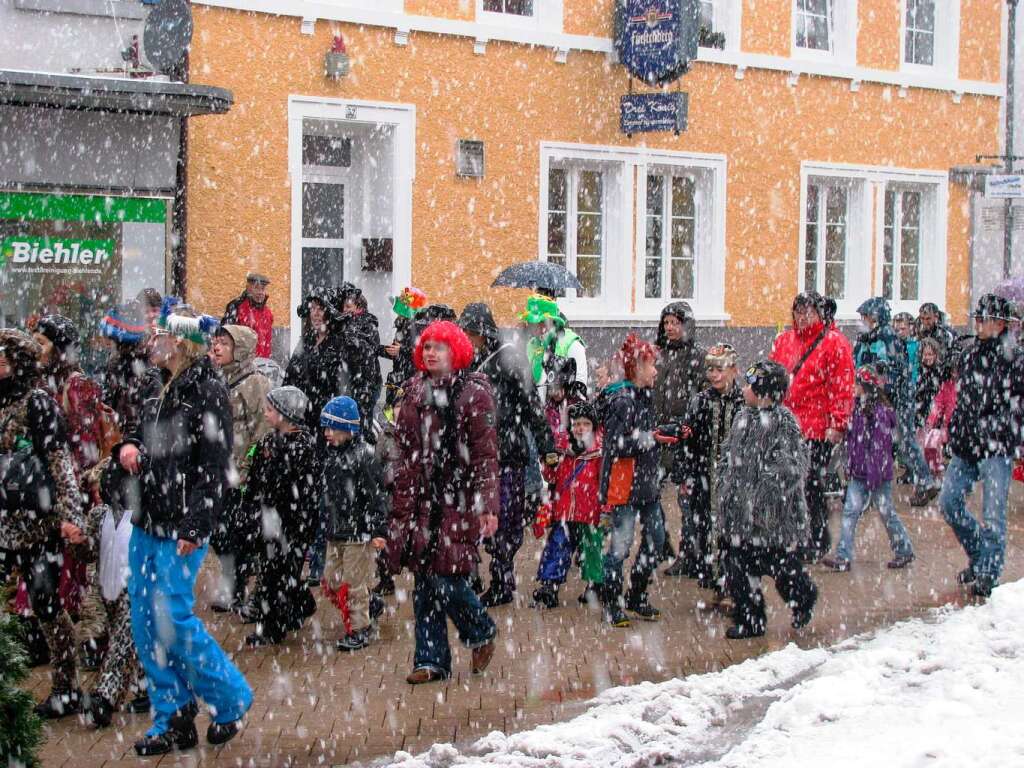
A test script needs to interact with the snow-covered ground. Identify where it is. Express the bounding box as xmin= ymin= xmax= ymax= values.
xmin=385 ymin=581 xmax=1024 ymax=768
